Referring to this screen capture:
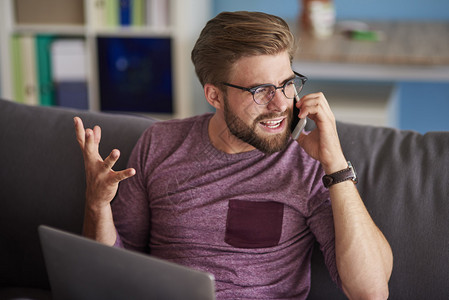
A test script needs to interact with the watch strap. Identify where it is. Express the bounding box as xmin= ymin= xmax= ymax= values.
xmin=322 ymin=161 xmax=358 ymax=188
